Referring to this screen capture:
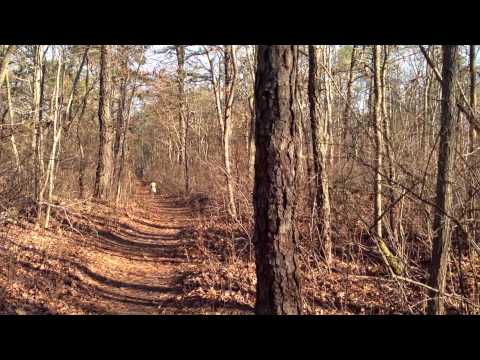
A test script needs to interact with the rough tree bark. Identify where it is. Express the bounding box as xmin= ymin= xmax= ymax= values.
xmin=427 ymin=45 xmax=459 ymax=315
xmin=253 ymin=45 xmax=302 ymax=315
xmin=94 ymin=45 xmax=115 ymax=200
xmin=308 ymin=45 xmax=332 ymax=265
